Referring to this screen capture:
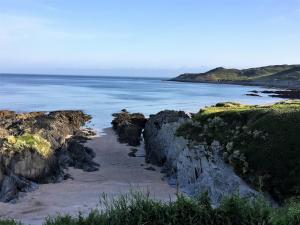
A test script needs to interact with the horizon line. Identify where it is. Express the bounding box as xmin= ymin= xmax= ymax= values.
xmin=0 ymin=72 xmax=171 ymax=79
